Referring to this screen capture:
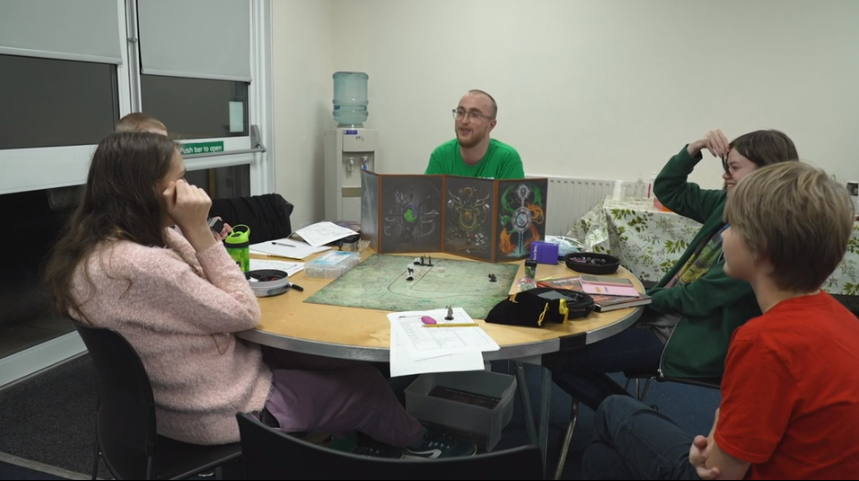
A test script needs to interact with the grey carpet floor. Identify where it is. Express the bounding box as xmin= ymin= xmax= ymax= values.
xmin=0 ymin=355 xmax=721 ymax=480
xmin=0 ymin=354 xmax=107 ymax=479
